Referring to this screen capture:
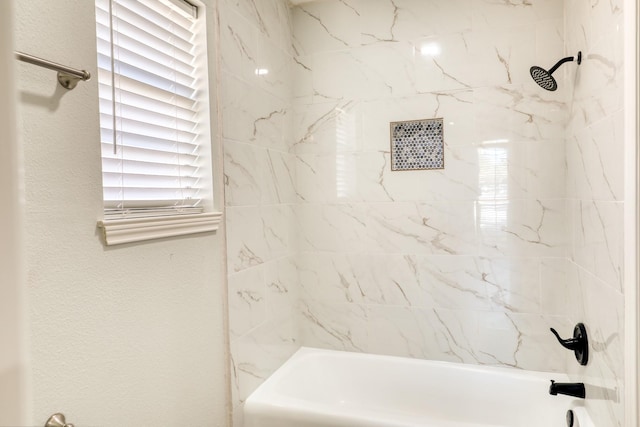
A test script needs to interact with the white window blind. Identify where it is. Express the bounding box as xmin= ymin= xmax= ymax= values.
xmin=96 ymin=0 xmax=207 ymax=218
